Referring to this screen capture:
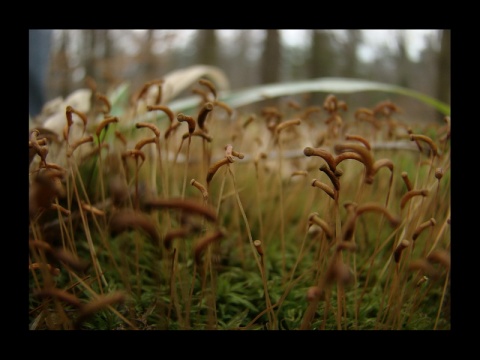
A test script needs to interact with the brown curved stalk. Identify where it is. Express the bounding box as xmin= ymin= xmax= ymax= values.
xmin=109 ymin=209 xmax=159 ymax=243
xmin=311 ymin=179 xmax=336 ymax=200
xmin=394 ymin=239 xmax=410 ymax=263
xmin=96 ymin=116 xmax=118 ymax=138
xmin=276 ymin=119 xmax=301 ymax=134
xmin=197 ymin=102 xmax=214 ymax=132
xmin=190 ymin=179 xmax=209 ymax=202
xmin=400 ymin=189 xmax=429 ymax=210
xmin=34 ymin=287 xmax=83 ymax=308
xmin=177 ymin=113 xmax=196 ymax=134
xmin=143 ymin=198 xmax=218 ymax=223
xmin=345 ymin=134 xmax=371 ymax=150
xmin=319 ymin=164 xmax=340 ymax=191
xmin=334 ymin=142 xmax=375 ymax=184
xmin=135 ymin=137 xmax=156 ymax=151
xmin=199 ymin=78 xmax=217 ymax=99
xmin=401 ymin=172 xmax=413 ymax=191
xmin=146 ymin=105 xmax=175 ymax=125
xmin=410 ymin=134 xmax=438 ymax=156
xmin=67 ymin=136 xmax=93 ymax=157
xmin=194 ymin=230 xmax=225 ymax=266
xmin=308 ymin=212 xmax=334 ymax=239
xmin=76 ymin=292 xmax=126 ymax=326
xmin=96 ymin=93 xmax=111 ymax=114
xmin=164 ymin=228 xmax=191 ymax=250
xmin=206 ymin=157 xmax=234 ymax=185
xmin=412 ymin=218 xmax=436 ymax=241
xmin=213 ymin=100 xmax=233 ymax=117
xmin=303 ymin=147 xmax=337 ymax=171
xmin=182 ymin=130 xmax=213 ymax=142
xmin=136 ymin=122 xmax=161 ymax=137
